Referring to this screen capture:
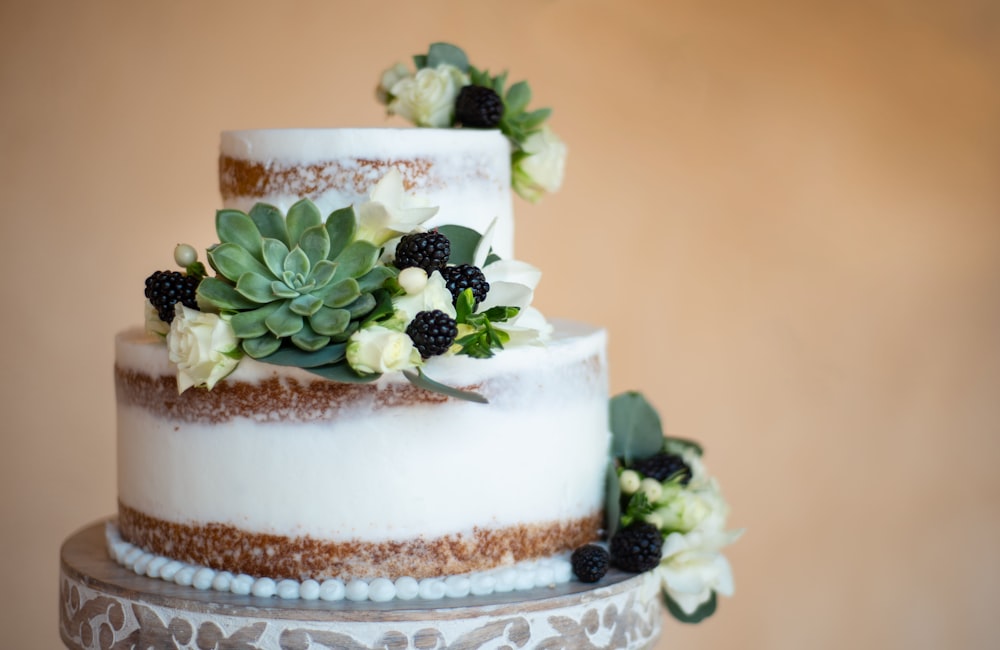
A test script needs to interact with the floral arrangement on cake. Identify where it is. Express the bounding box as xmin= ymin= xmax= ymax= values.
xmin=143 ymin=170 xmax=548 ymax=401
xmin=570 ymin=393 xmax=743 ymax=623
xmin=377 ymin=42 xmax=566 ymax=202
